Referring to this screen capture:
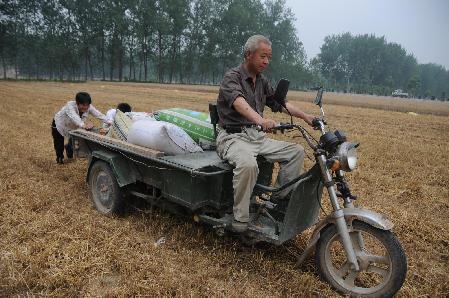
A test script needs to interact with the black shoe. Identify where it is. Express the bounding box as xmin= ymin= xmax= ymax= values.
xmin=232 ymin=220 xmax=248 ymax=233
xmin=56 ymin=157 xmax=64 ymax=164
